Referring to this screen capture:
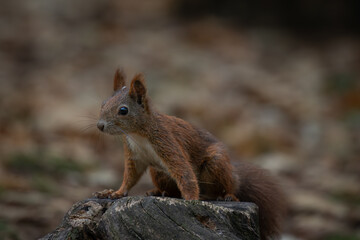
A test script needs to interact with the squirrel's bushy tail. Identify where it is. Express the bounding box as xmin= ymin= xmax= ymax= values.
xmin=234 ymin=162 xmax=287 ymax=240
